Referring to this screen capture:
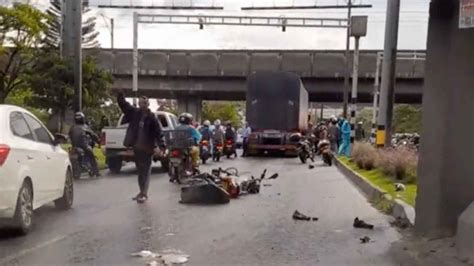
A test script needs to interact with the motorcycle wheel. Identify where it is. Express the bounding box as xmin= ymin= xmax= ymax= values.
xmin=216 ymin=153 xmax=221 ymax=162
xmin=173 ymin=166 xmax=182 ymax=184
xmin=299 ymin=153 xmax=307 ymax=164
xmin=71 ymin=159 xmax=81 ymax=180
xmin=323 ymin=152 xmax=332 ymax=166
